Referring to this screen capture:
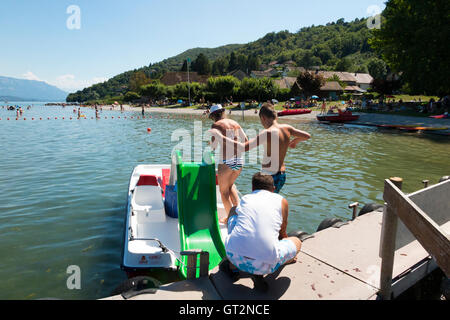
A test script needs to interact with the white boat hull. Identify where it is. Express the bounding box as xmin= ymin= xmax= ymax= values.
xmin=121 ymin=164 xmax=229 ymax=276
